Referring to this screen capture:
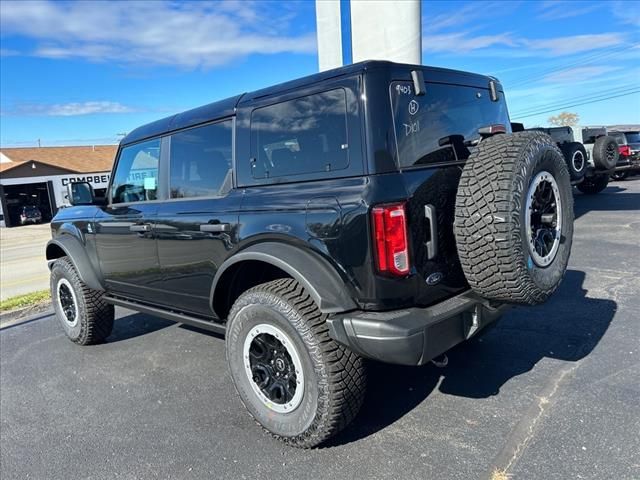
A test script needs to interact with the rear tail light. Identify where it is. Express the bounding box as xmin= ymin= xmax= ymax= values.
xmin=619 ymin=145 xmax=631 ymax=156
xmin=371 ymin=203 xmax=410 ymax=276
